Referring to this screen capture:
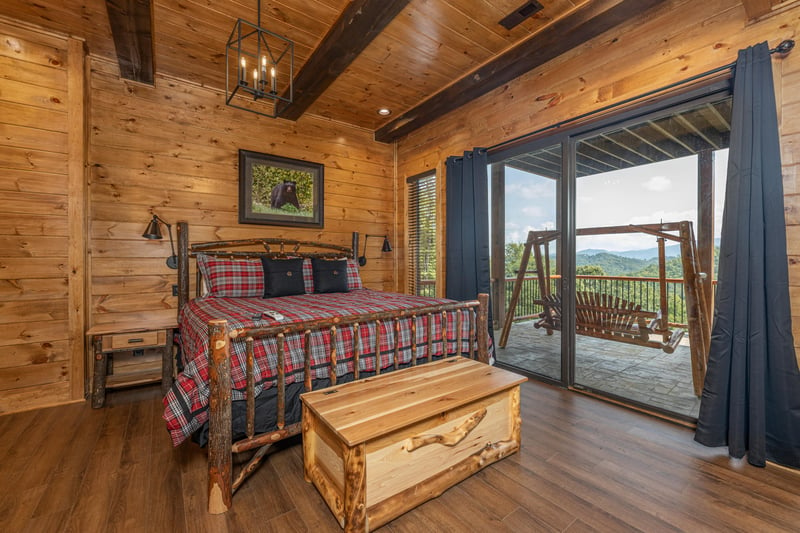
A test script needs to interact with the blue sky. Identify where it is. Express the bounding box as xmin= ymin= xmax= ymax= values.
xmin=503 ymin=149 xmax=729 ymax=252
